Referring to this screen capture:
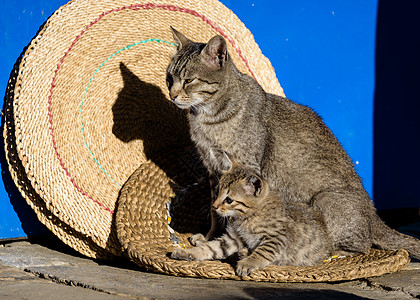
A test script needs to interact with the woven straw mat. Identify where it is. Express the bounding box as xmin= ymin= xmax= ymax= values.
xmin=117 ymin=160 xmax=410 ymax=282
xmin=3 ymin=0 xmax=410 ymax=282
